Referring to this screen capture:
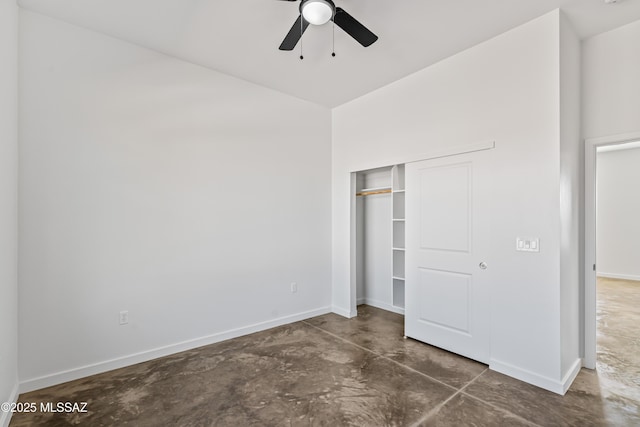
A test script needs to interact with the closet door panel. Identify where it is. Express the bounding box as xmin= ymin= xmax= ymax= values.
xmin=405 ymin=151 xmax=492 ymax=364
